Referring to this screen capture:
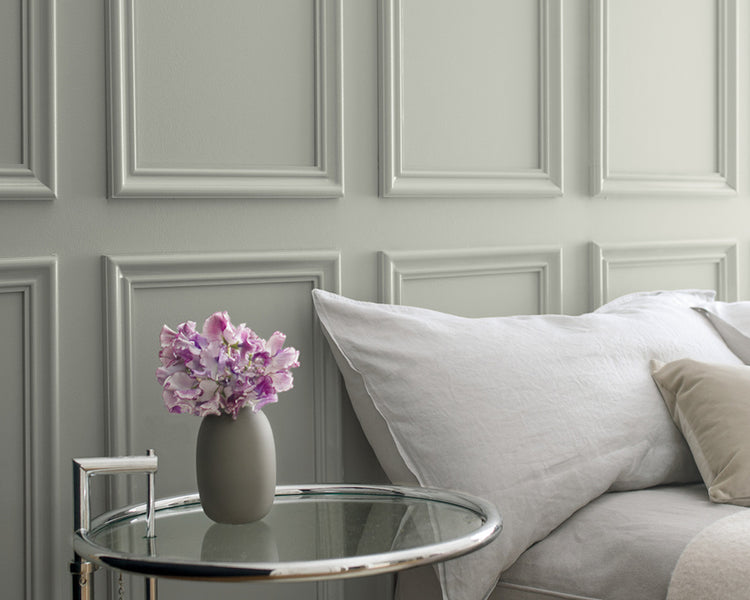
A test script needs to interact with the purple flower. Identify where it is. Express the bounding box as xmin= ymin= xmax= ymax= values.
xmin=156 ymin=312 xmax=299 ymax=418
